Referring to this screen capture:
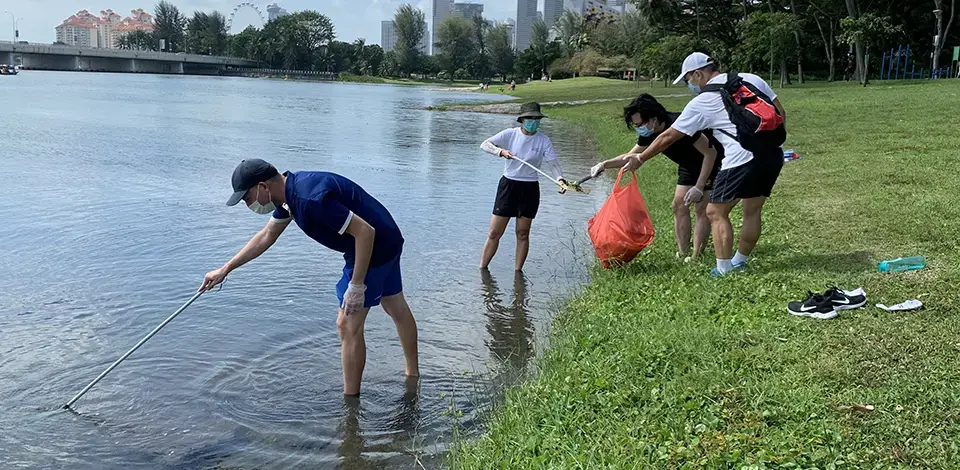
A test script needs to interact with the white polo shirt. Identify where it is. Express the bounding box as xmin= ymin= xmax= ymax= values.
xmin=671 ymin=73 xmax=777 ymax=171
